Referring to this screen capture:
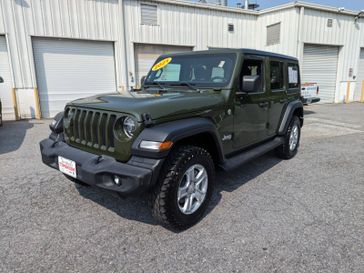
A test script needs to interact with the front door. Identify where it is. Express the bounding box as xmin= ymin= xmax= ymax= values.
xmin=233 ymin=56 xmax=270 ymax=150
